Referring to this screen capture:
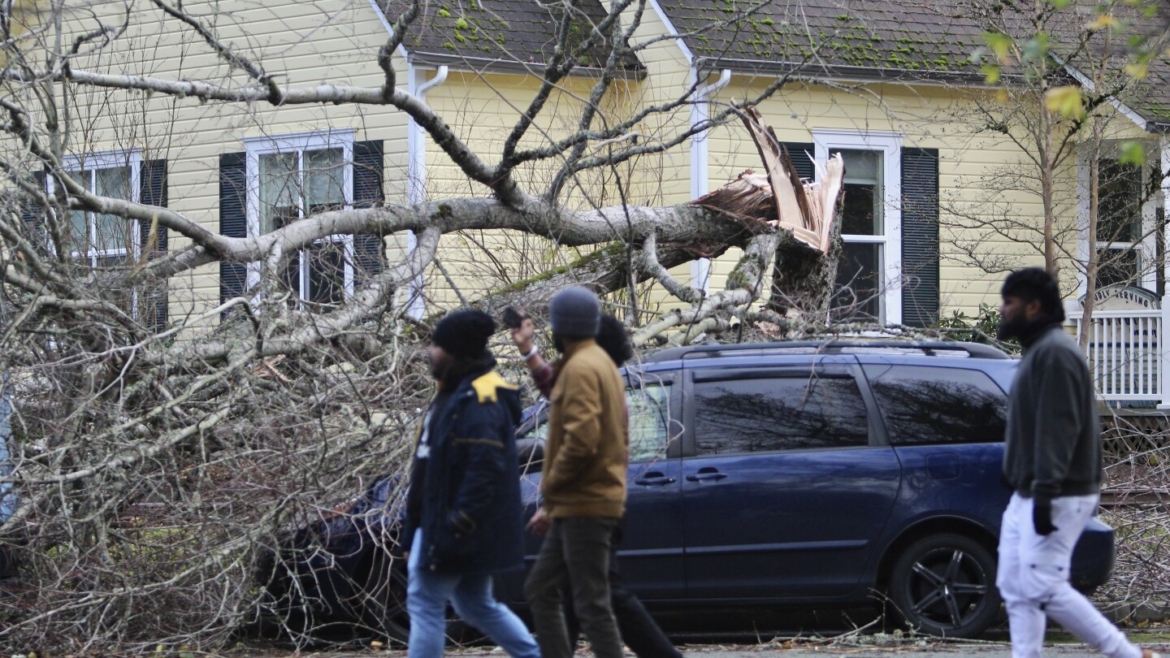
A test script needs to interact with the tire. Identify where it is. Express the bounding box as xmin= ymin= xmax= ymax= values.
xmin=887 ymin=533 xmax=1001 ymax=639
